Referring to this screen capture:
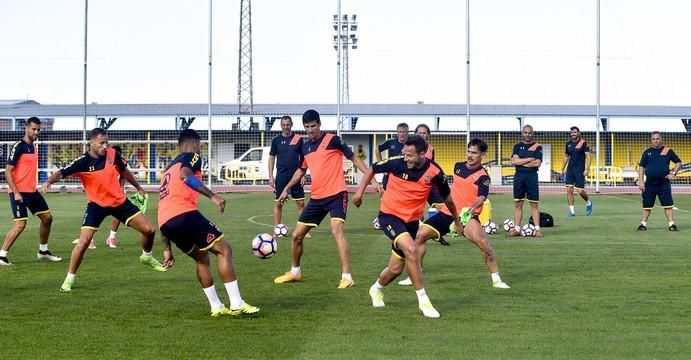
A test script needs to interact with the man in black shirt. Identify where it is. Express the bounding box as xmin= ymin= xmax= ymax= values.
xmin=637 ymin=131 xmax=682 ymax=231
xmin=268 ymin=116 xmax=305 ymax=233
